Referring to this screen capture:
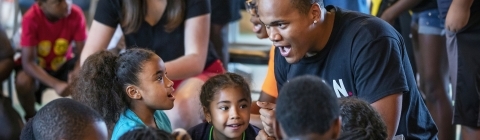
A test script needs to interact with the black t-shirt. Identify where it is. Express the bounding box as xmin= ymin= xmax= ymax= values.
xmin=274 ymin=6 xmax=438 ymax=140
xmin=187 ymin=122 xmax=260 ymax=140
xmin=412 ymin=0 xmax=437 ymax=12
xmin=94 ymin=0 xmax=218 ymax=68
xmin=211 ymin=0 xmax=241 ymax=25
